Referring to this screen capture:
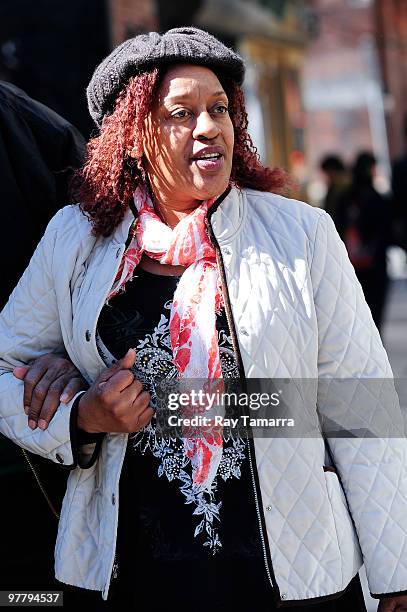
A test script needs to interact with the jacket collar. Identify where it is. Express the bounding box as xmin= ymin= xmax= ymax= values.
xmin=111 ymin=204 xmax=136 ymax=246
xmin=110 ymin=185 xmax=244 ymax=246
xmin=207 ymin=185 xmax=244 ymax=245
